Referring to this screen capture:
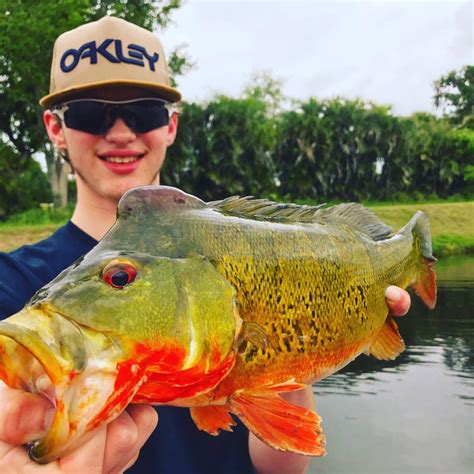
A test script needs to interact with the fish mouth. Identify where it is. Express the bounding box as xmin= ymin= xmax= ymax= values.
xmin=0 ymin=306 xmax=135 ymax=463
